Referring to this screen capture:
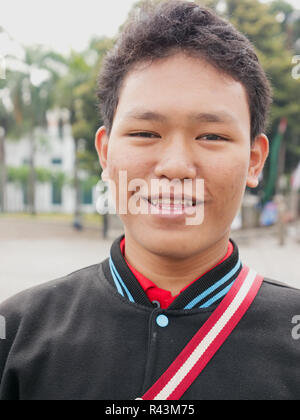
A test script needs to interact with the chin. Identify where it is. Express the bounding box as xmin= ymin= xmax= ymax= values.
xmin=148 ymin=242 xmax=197 ymax=260
xmin=126 ymin=222 xmax=211 ymax=259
